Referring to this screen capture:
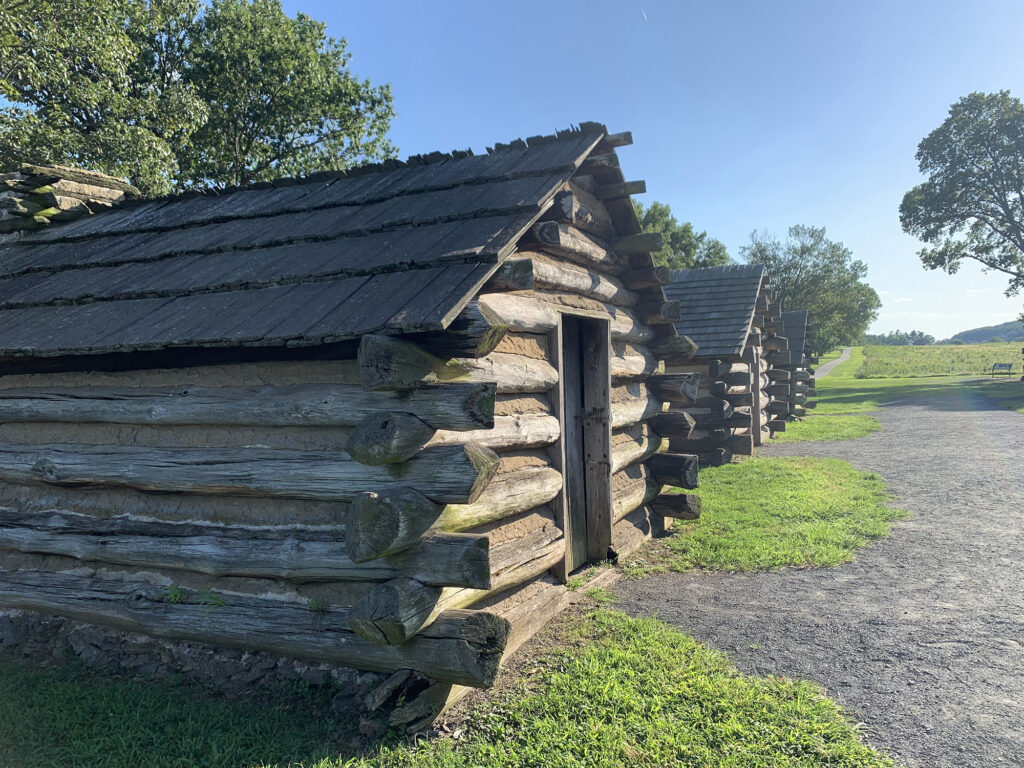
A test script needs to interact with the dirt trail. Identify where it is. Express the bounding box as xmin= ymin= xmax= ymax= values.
xmin=615 ymin=384 xmax=1024 ymax=767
